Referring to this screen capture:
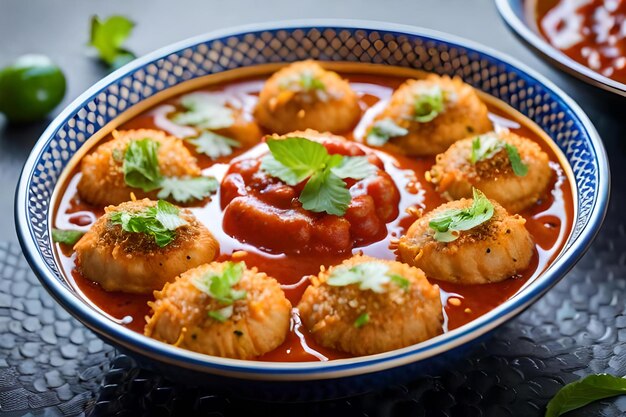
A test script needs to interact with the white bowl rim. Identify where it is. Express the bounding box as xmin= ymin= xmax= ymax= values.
xmin=15 ymin=19 xmax=610 ymax=381
xmin=495 ymin=0 xmax=626 ymax=97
